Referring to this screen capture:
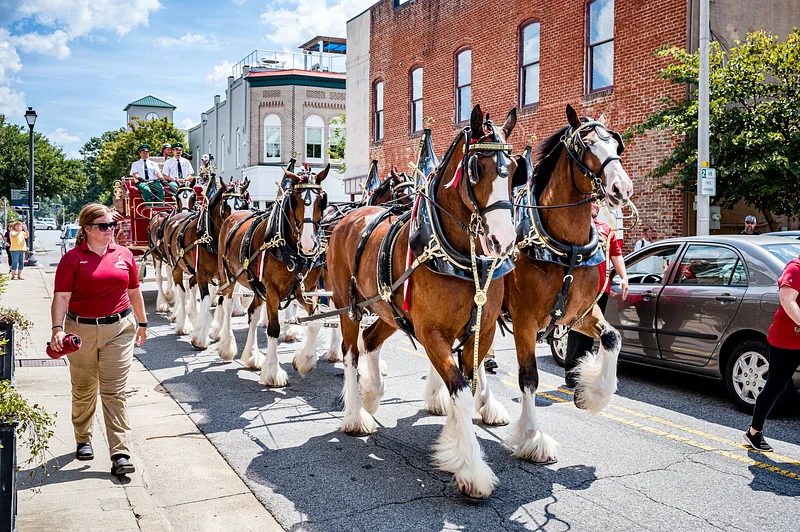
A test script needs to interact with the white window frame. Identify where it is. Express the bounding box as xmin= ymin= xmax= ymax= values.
xmin=520 ymin=22 xmax=541 ymax=106
xmin=305 ymin=115 xmax=324 ymax=163
xmin=456 ymin=49 xmax=472 ymax=123
xmin=373 ymin=80 xmax=384 ymax=142
xmin=410 ymin=67 xmax=423 ymax=134
xmin=588 ymin=0 xmax=615 ymax=92
xmin=263 ymin=114 xmax=281 ymax=162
